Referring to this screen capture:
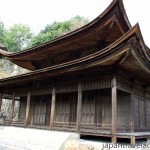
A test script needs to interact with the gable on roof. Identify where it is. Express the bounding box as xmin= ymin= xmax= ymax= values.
xmin=0 ymin=0 xmax=132 ymax=70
